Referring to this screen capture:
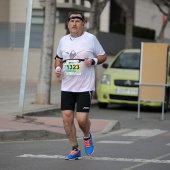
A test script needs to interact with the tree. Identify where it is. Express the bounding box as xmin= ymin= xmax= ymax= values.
xmin=87 ymin=0 xmax=109 ymax=99
xmin=153 ymin=0 xmax=170 ymax=41
xmin=87 ymin=0 xmax=133 ymax=99
xmin=88 ymin=0 xmax=133 ymax=48
xmin=88 ymin=0 xmax=109 ymax=35
xmin=35 ymin=0 xmax=56 ymax=104
xmin=113 ymin=0 xmax=133 ymax=48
